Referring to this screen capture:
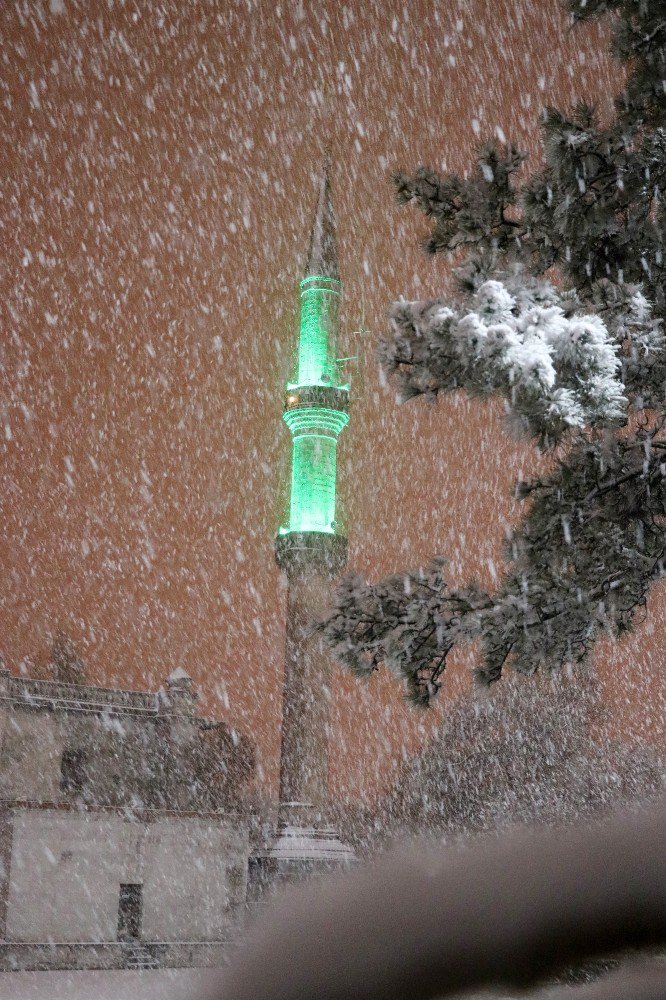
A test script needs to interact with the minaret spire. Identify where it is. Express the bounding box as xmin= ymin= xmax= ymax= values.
xmin=304 ymin=153 xmax=340 ymax=281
